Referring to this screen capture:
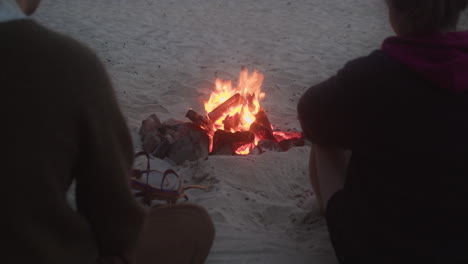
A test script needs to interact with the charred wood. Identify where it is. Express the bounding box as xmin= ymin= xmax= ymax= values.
xmin=249 ymin=109 xmax=276 ymax=142
xmin=222 ymin=113 xmax=241 ymax=131
xmin=254 ymin=109 xmax=273 ymax=130
xmin=278 ymin=138 xmax=305 ymax=152
xmin=185 ymin=109 xmax=212 ymax=132
xmin=208 ymin=93 xmax=243 ymax=122
xmin=211 ymin=130 xmax=254 ymax=155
